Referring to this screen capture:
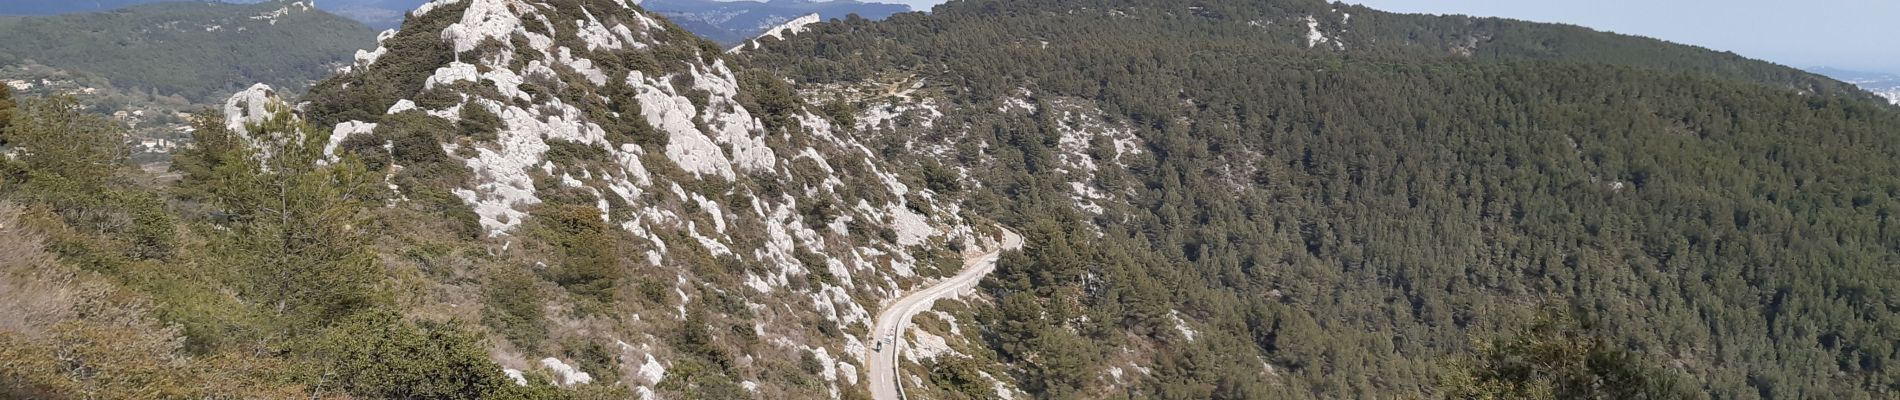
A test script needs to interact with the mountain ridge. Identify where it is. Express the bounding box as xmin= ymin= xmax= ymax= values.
xmin=0 ymin=0 xmax=913 ymax=37
xmin=0 ymin=0 xmax=375 ymax=101
xmin=739 ymin=0 xmax=1900 ymax=397
xmin=0 ymin=0 xmax=431 ymax=29
xmin=640 ymin=0 xmax=909 ymax=45
xmin=3 ymin=0 xmax=1900 ymax=398
xmin=291 ymin=0 xmax=999 ymax=396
